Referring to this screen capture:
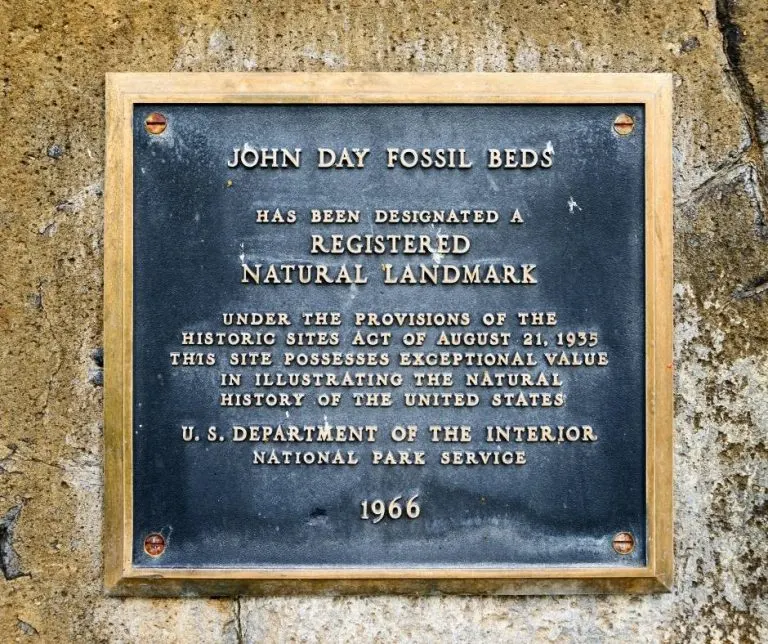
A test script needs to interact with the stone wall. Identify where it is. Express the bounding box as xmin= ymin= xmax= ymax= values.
xmin=1 ymin=1 xmax=766 ymax=641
